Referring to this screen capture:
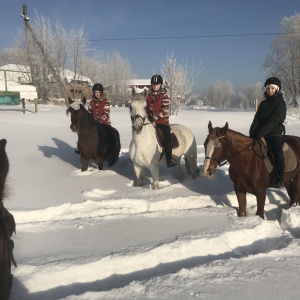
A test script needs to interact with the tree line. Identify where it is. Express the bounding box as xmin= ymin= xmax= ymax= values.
xmin=0 ymin=11 xmax=299 ymax=111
